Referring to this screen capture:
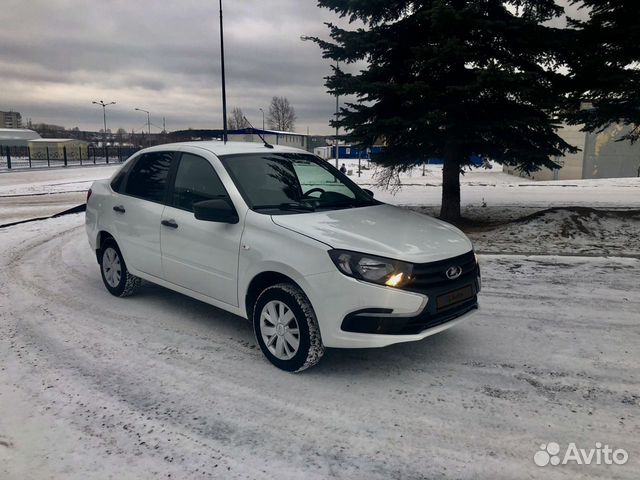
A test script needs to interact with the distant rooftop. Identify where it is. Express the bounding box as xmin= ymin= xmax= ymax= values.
xmin=145 ymin=141 xmax=306 ymax=156
xmin=0 ymin=128 xmax=41 ymax=140
xmin=29 ymin=138 xmax=87 ymax=143
xmin=172 ymin=128 xmax=311 ymax=138
xmin=229 ymin=128 xmax=307 ymax=137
